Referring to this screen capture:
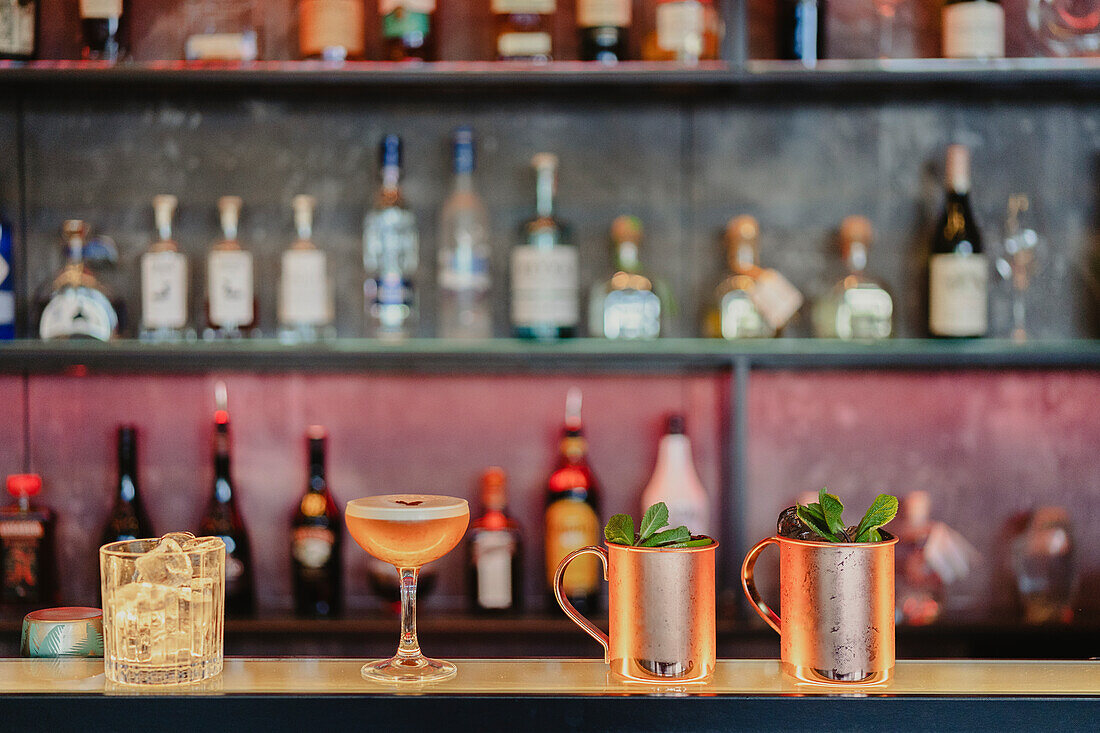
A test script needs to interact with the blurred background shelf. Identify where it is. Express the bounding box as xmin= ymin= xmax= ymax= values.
xmin=0 ymin=339 xmax=1098 ymax=374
